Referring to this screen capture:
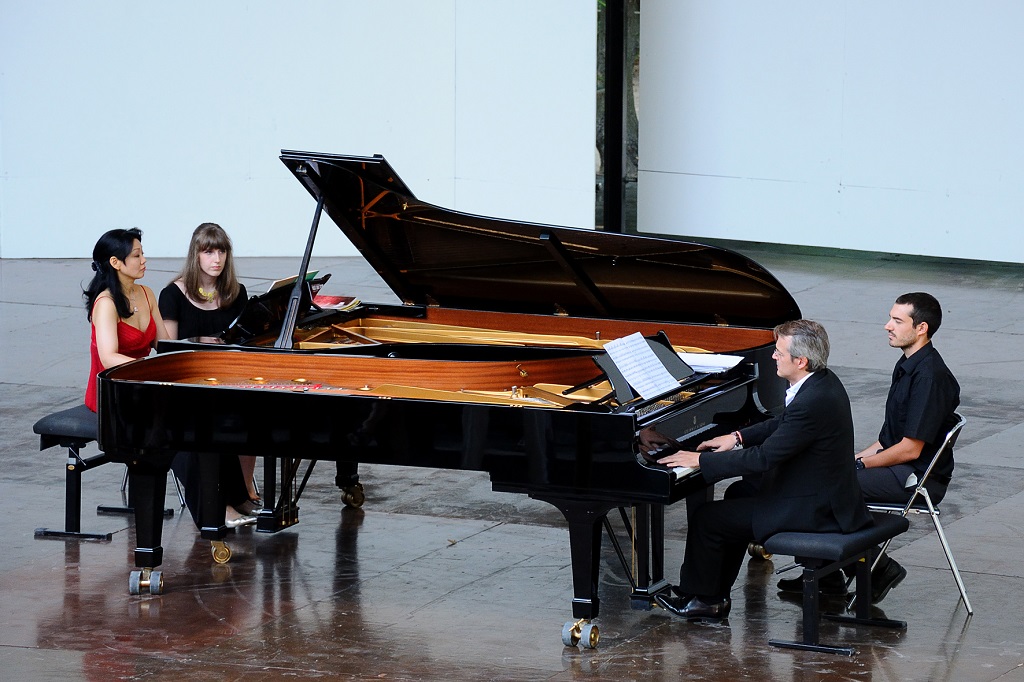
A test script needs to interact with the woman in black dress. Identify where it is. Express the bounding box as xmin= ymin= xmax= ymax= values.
xmin=159 ymin=222 xmax=257 ymax=528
